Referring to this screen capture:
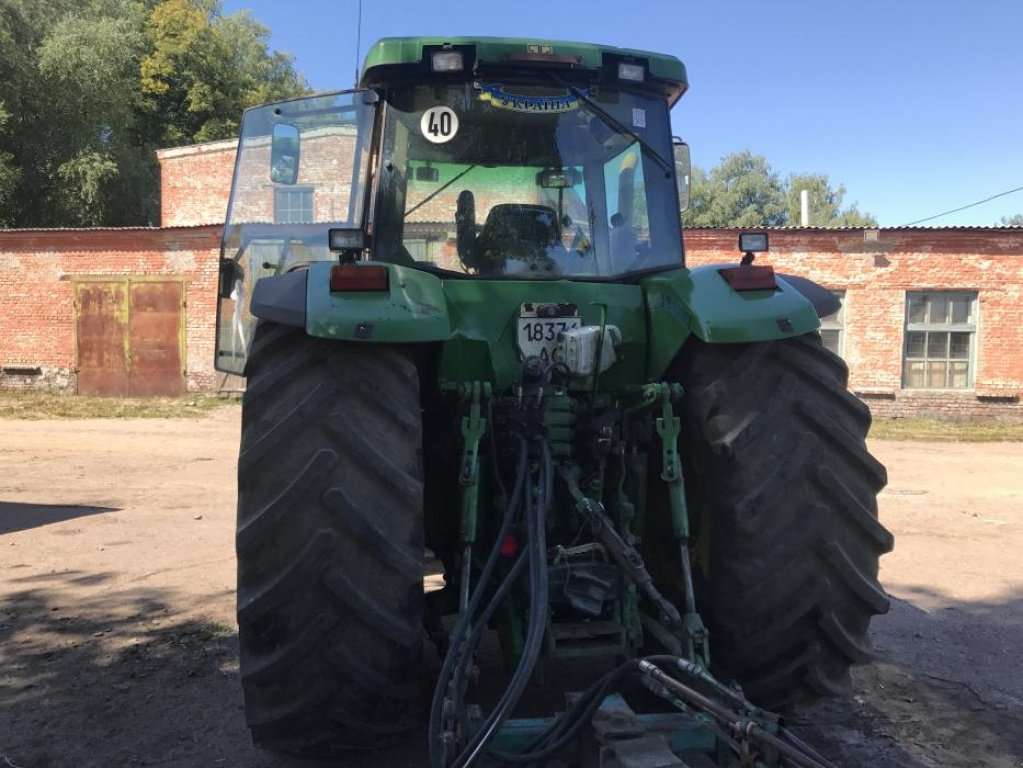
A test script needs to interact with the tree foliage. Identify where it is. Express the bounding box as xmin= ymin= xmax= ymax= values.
xmin=687 ymin=151 xmax=787 ymax=228
xmin=1000 ymin=214 xmax=1023 ymax=226
xmin=0 ymin=0 xmax=306 ymax=227
xmin=686 ymin=152 xmax=877 ymax=228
